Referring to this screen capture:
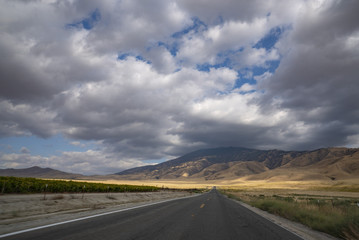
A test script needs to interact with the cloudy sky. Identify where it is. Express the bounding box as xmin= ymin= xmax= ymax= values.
xmin=1 ymin=0 xmax=359 ymax=175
